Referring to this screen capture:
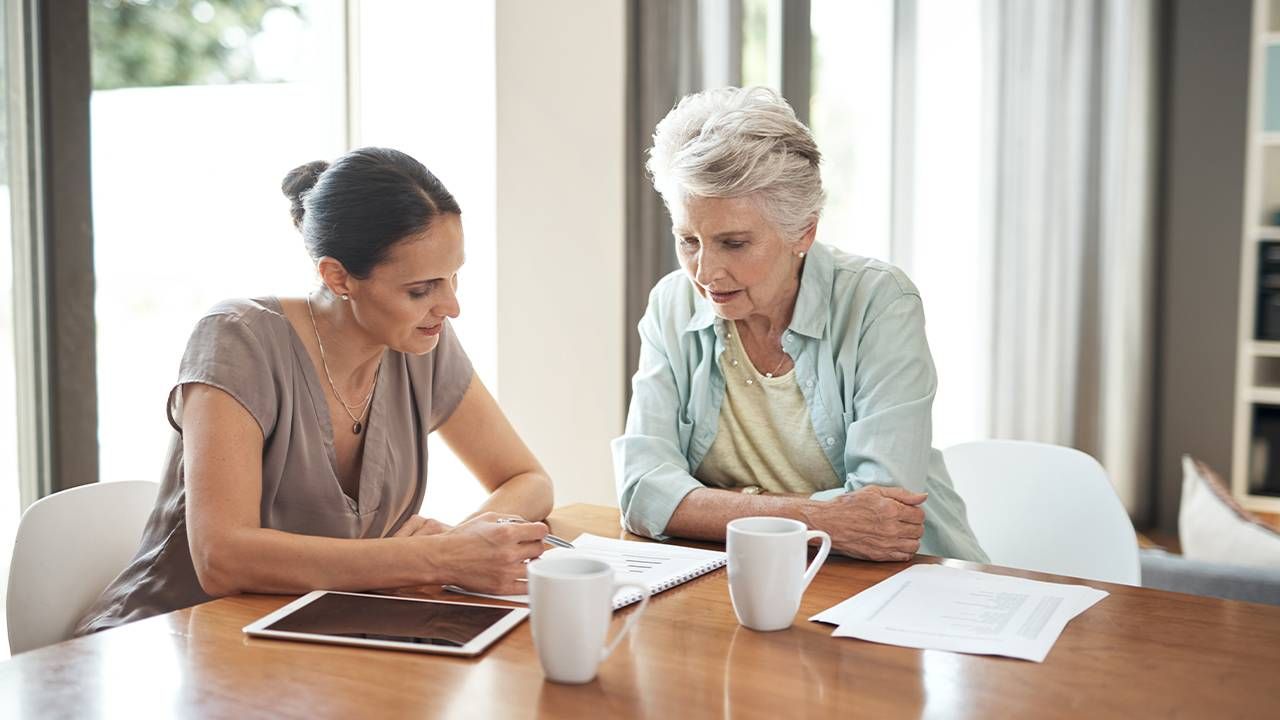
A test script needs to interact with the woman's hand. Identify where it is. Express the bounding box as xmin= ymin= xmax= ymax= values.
xmin=803 ymin=486 xmax=927 ymax=562
xmin=429 ymin=512 xmax=549 ymax=594
xmin=391 ymin=515 xmax=454 ymax=538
